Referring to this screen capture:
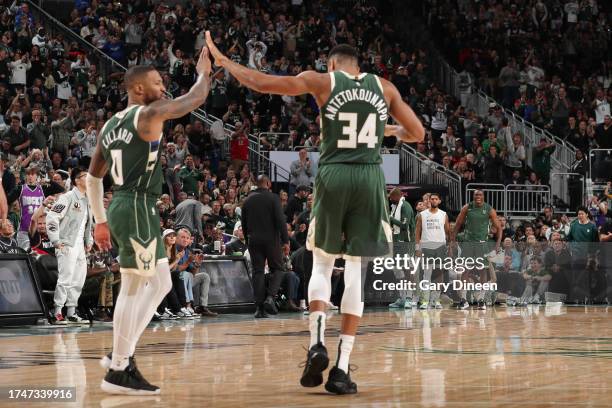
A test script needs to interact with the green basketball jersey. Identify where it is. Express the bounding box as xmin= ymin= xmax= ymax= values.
xmin=464 ymin=202 xmax=493 ymax=242
xmin=99 ymin=105 xmax=163 ymax=195
xmin=320 ymin=71 xmax=388 ymax=165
